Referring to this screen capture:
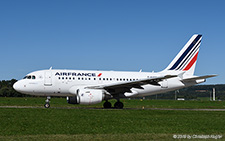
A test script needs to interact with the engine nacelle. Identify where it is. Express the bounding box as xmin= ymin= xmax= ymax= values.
xmin=67 ymin=96 xmax=79 ymax=104
xmin=67 ymin=89 xmax=104 ymax=105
